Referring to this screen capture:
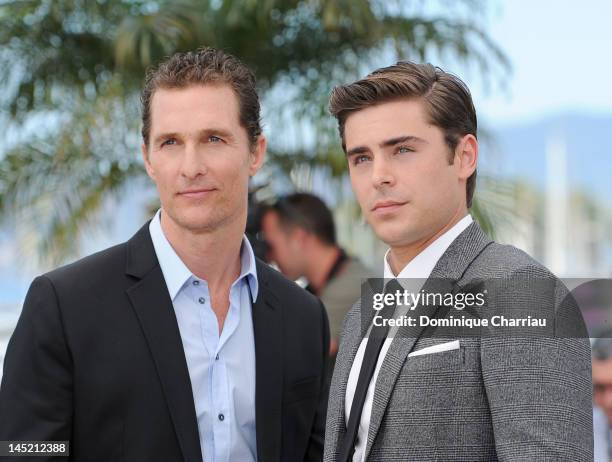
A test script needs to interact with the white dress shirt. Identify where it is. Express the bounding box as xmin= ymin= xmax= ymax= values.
xmin=345 ymin=214 xmax=473 ymax=462
xmin=149 ymin=209 xmax=259 ymax=462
